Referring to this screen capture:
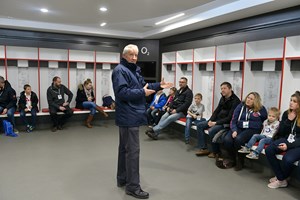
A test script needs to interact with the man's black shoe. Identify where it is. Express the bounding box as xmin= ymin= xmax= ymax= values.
xmin=57 ymin=125 xmax=63 ymax=130
xmin=117 ymin=182 xmax=126 ymax=187
xmin=125 ymin=189 xmax=149 ymax=199
xmin=51 ymin=126 xmax=58 ymax=132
